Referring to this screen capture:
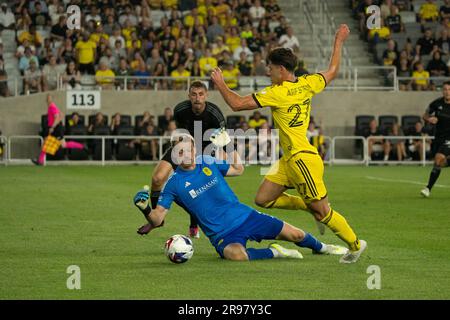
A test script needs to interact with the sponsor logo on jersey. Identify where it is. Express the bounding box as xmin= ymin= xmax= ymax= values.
xmin=202 ymin=167 xmax=212 ymax=176
xmin=188 ymin=177 xmax=218 ymax=198
xmin=185 ymin=181 xmax=191 ymax=188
